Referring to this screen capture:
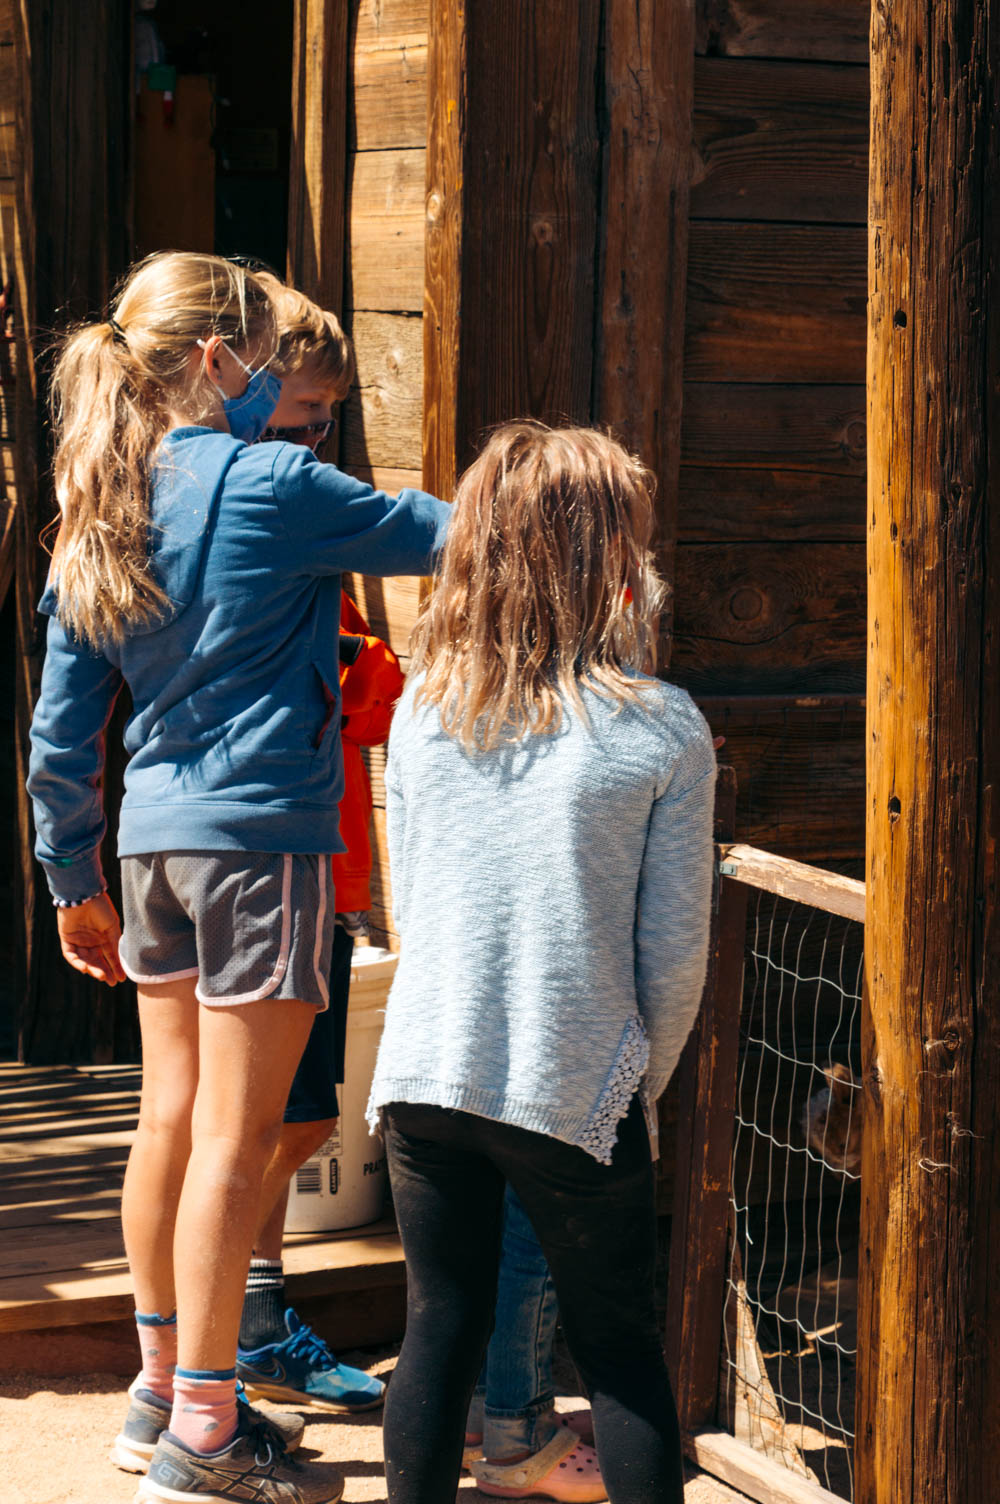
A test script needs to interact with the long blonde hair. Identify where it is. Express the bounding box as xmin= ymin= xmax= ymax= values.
xmin=50 ymin=251 xmax=277 ymax=647
xmin=410 ymin=421 xmax=668 ymax=749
